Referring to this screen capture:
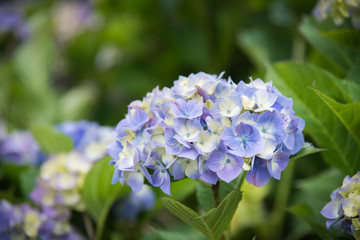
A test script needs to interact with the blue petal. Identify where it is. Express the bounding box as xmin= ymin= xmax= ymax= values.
xmin=217 ymin=164 xmax=242 ymax=183
xmin=246 ymin=158 xmax=270 ymax=187
xmin=160 ymin=174 xmax=171 ymax=196
xmin=320 ymin=200 xmax=342 ymax=220
xmin=111 ymin=169 xmax=122 ymax=184
xmin=128 ymin=172 xmax=144 ymax=192
xmin=267 ymin=151 xmax=289 ymax=180
xmin=173 ymin=160 xmax=186 ymax=180
xmin=206 ymin=151 xmax=226 ymax=172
